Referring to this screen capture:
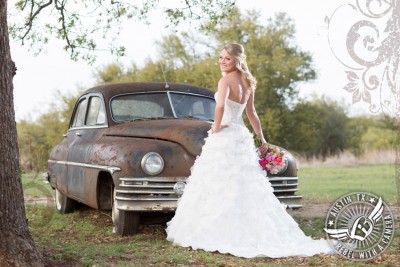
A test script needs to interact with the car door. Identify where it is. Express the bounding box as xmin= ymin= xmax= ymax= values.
xmin=48 ymin=124 xmax=76 ymax=193
xmin=66 ymin=94 xmax=107 ymax=204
